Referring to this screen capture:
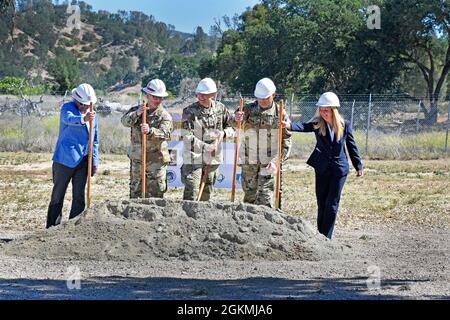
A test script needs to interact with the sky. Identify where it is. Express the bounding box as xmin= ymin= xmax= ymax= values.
xmin=82 ymin=0 xmax=260 ymax=34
